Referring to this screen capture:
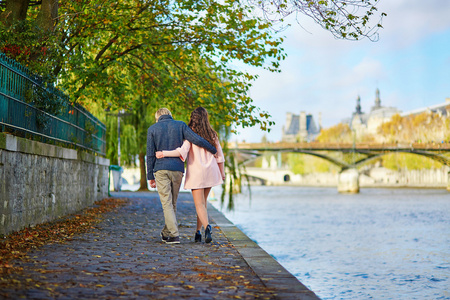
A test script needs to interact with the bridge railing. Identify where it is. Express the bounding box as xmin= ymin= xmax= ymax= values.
xmin=0 ymin=52 xmax=106 ymax=155
xmin=231 ymin=142 xmax=450 ymax=151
